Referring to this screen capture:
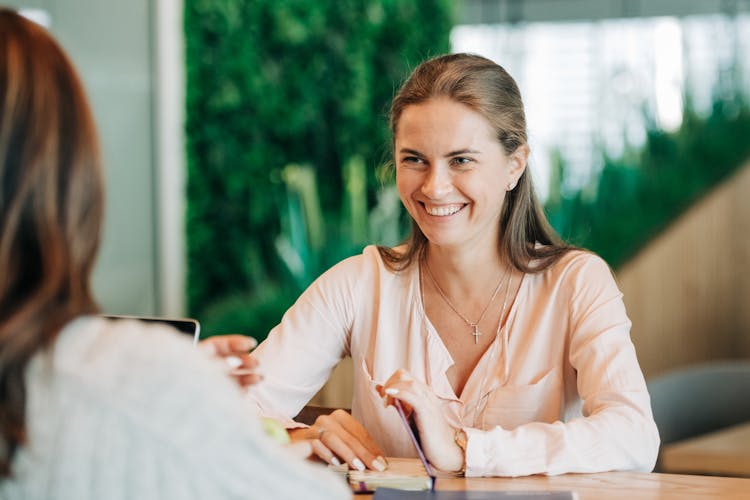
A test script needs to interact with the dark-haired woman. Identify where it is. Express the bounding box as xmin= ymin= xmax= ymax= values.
xmin=0 ymin=9 xmax=348 ymax=499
